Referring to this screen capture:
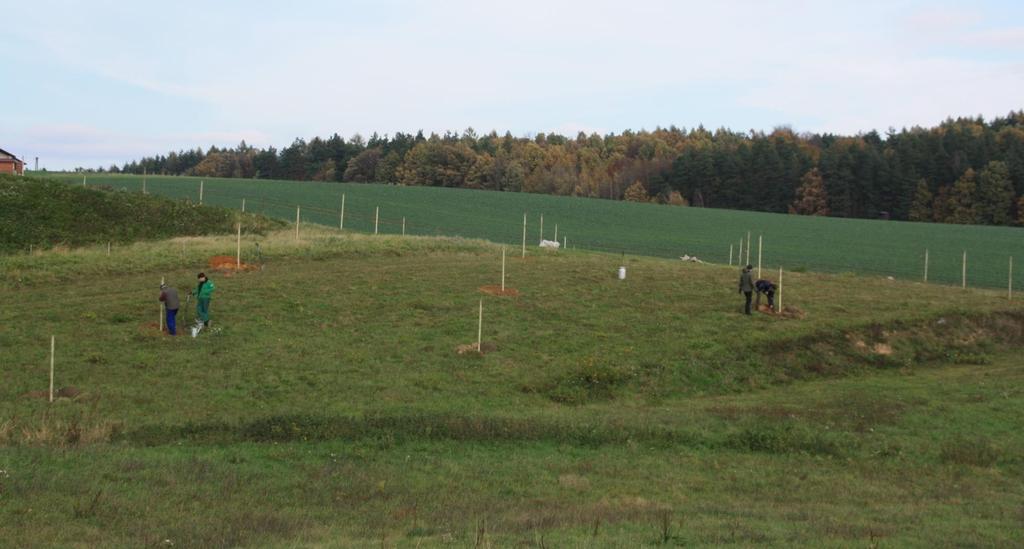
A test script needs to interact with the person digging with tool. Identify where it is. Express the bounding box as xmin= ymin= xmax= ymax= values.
xmin=754 ymin=278 xmax=777 ymax=311
xmin=738 ymin=264 xmax=754 ymax=315
xmin=158 ymin=283 xmax=180 ymax=335
xmin=192 ymin=272 xmax=215 ymax=330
